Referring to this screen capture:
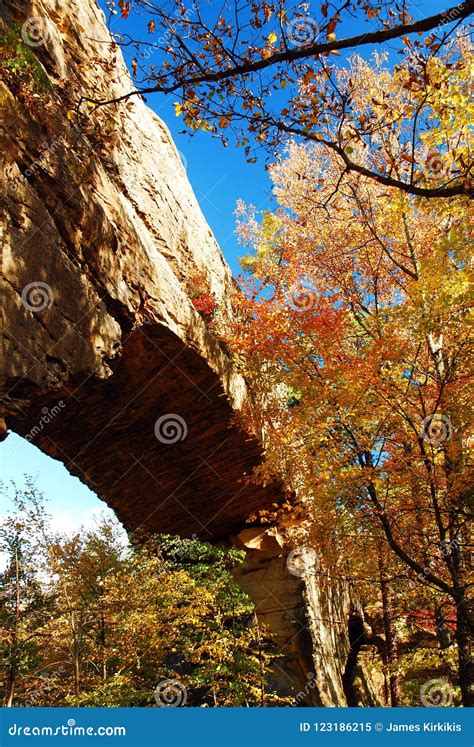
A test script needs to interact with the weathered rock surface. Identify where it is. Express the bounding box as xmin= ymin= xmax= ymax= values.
xmin=304 ymin=565 xmax=351 ymax=705
xmin=0 ymin=0 xmax=356 ymax=706
xmin=351 ymin=646 xmax=387 ymax=707
xmin=234 ymin=529 xmax=351 ymax=706
xmin=0 ymin=0 xmax=283 ymax=539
